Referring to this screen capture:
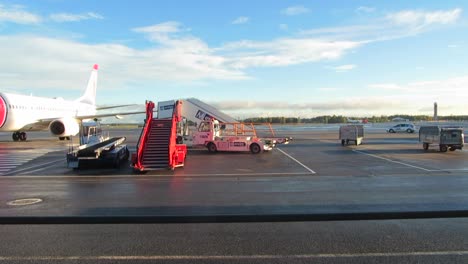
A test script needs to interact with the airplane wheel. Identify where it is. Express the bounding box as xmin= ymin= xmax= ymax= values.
xmin=59 ymin=137 xmax=65 ymax=141
xmin=19 ymin=132 xmax=27 ymax=141
xmin=12 ymin=132 xmax=20 ymax=141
